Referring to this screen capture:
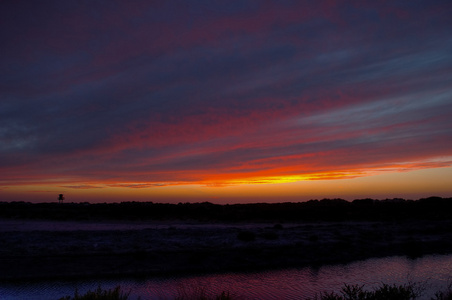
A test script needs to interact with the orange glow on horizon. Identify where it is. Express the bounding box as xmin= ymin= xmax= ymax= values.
xmin=1 ymin=165 xmax=451 ymax=204
xmin=200 ymin=171 xmax=363 ymax=187
xmin=1 ymin=159 xmax=451 ymax=189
